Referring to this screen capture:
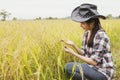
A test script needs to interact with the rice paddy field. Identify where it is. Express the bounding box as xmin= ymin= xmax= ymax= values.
xmin=0 ymin=19 xmax=120 ymax=80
